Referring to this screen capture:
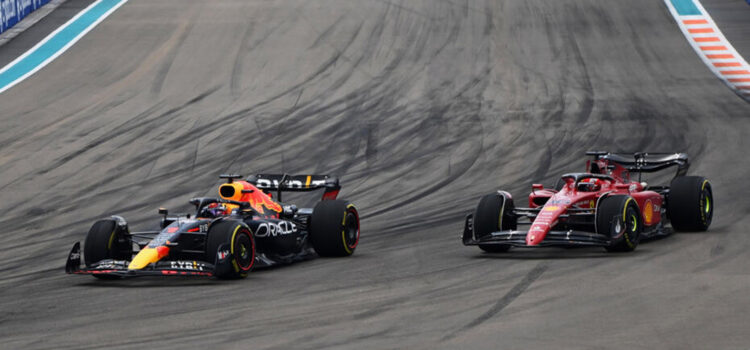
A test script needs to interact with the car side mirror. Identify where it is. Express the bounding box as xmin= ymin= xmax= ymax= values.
xmin=531 ymin=183 xmax=543 ymax=194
